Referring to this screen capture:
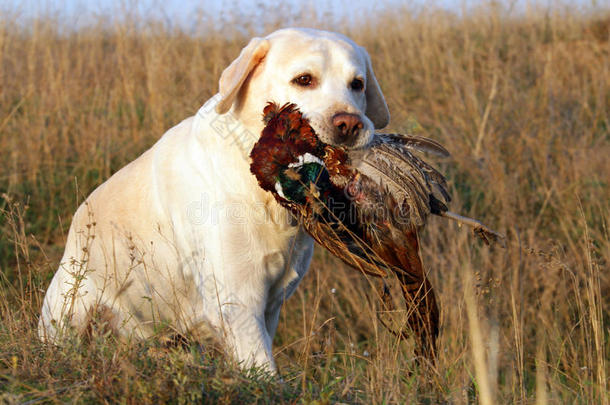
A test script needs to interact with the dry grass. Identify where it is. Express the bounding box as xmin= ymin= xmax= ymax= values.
xmin=1 ymin=2 xmax=609 ymax=403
